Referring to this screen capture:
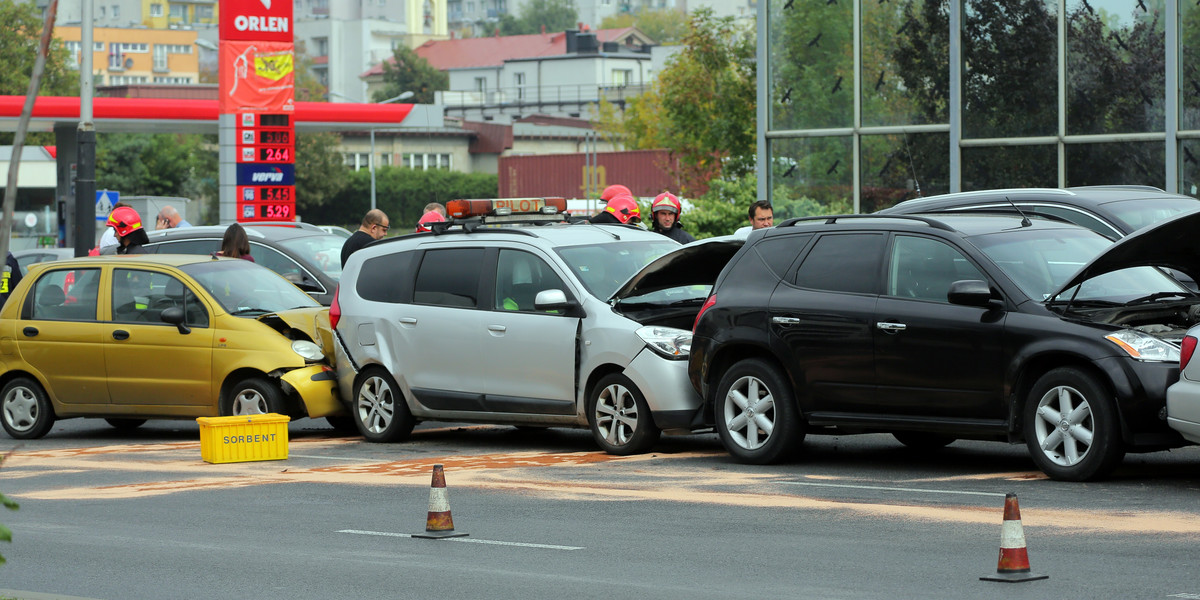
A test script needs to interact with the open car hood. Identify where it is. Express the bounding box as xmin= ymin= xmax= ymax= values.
xmin=609 ymin=235 xmax=744 ymax=301
xmin=258 ymin=306 xmax=335 ymax=358
xmin=1049 ymin=208 xmax=1200 ymax=300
